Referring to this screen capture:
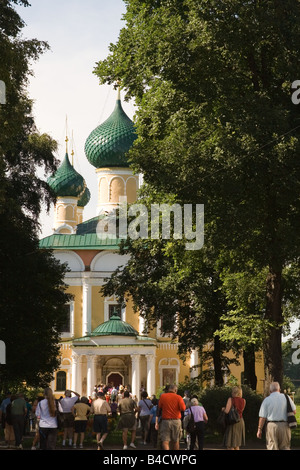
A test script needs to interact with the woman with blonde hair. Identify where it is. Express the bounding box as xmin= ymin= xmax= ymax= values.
xmin=222 ymin=386 xmax=246 ymax=450
xmin=35 ymin=387 xmax=58 ymax=450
